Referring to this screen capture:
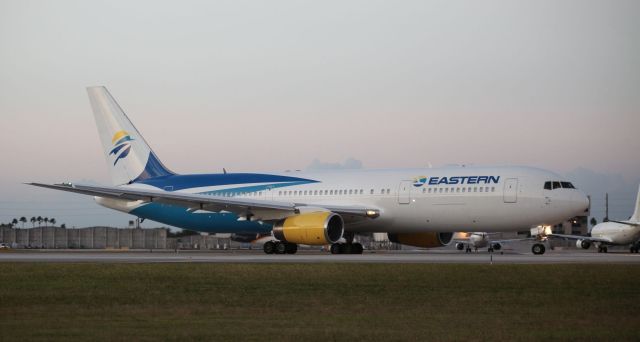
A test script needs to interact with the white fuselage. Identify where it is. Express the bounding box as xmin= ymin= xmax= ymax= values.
xmin=99 ymin=165 xmax=589 ymax=234
xmin=591 ymin=222 xmax=640 ymax=245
